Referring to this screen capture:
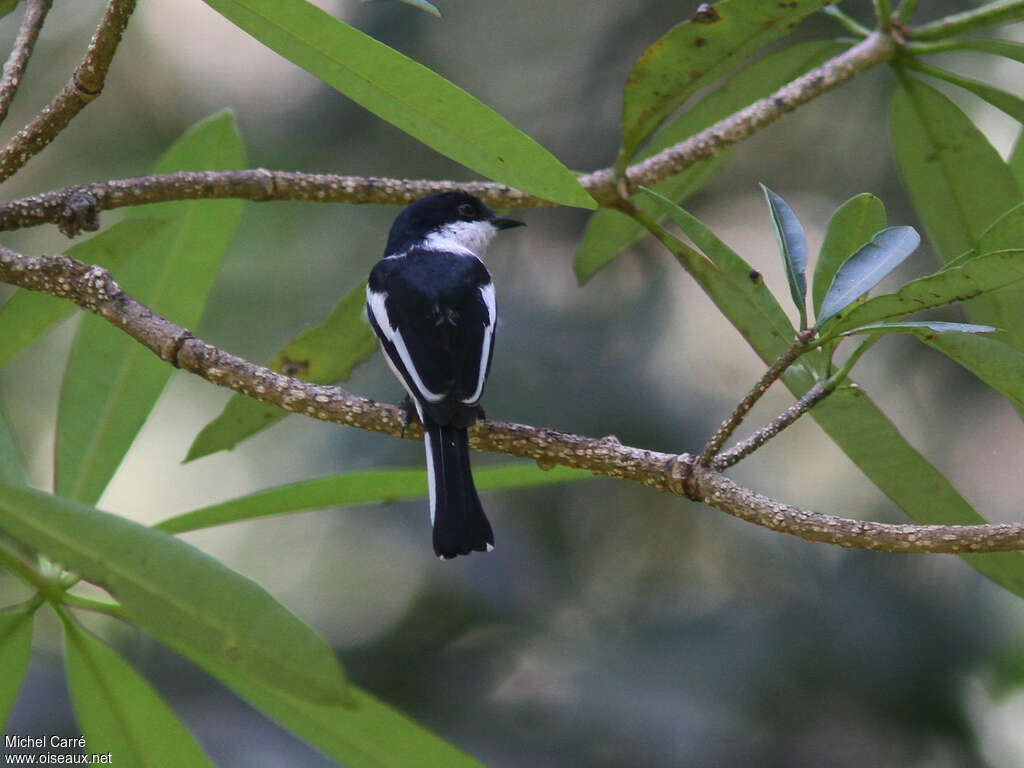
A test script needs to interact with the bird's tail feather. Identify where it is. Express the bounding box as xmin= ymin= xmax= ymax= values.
xmin=423 ymin=419 xmax=494 ymax=559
